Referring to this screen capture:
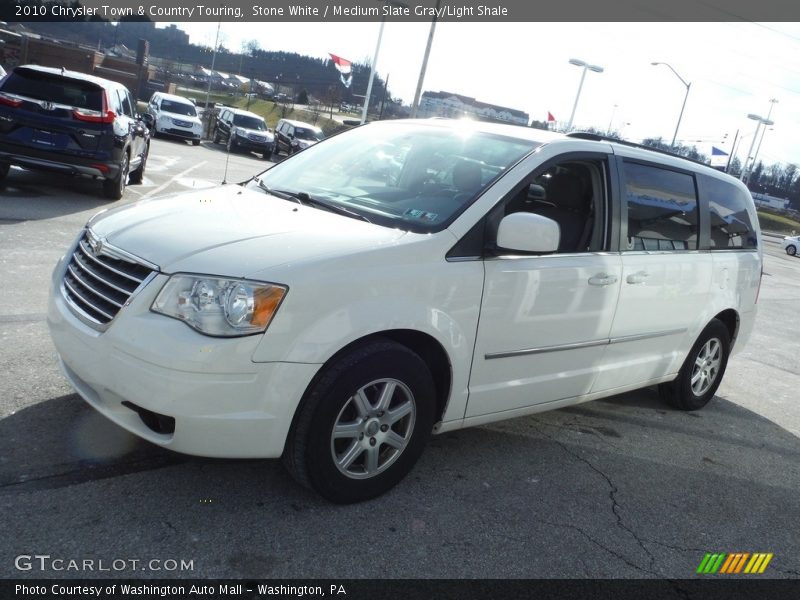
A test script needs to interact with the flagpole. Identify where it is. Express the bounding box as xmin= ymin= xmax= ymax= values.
xmin=361 ymin=17 xmax=386 ymax=125
xmin=411 ymin=0 xmax=440 ymax=118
